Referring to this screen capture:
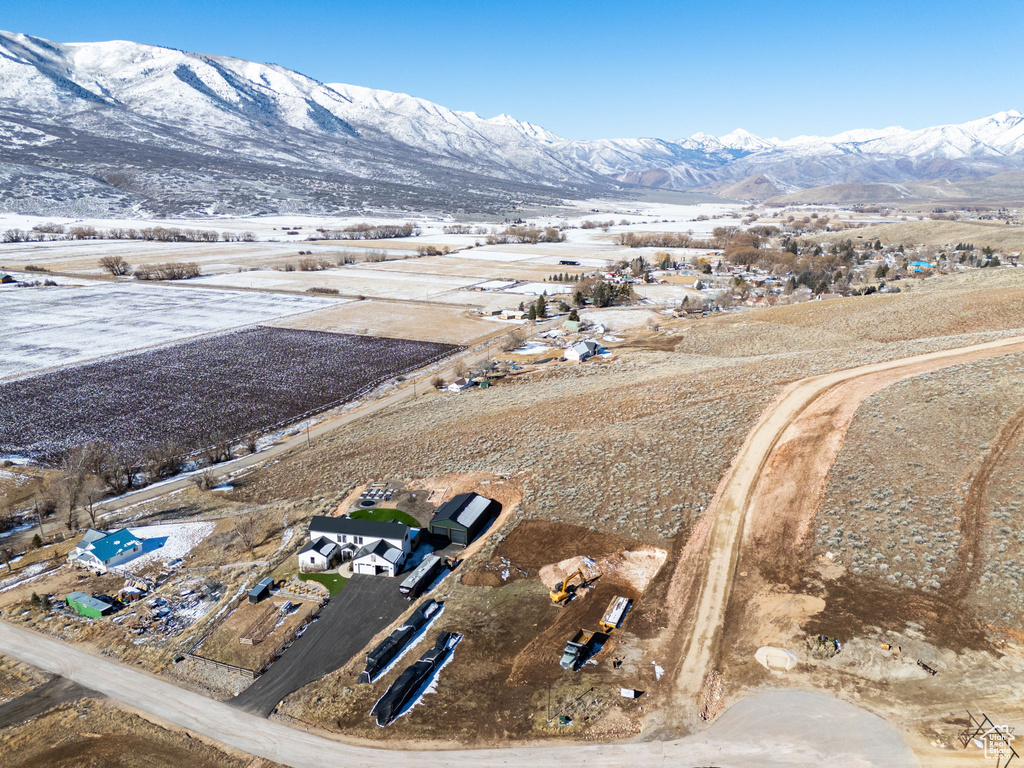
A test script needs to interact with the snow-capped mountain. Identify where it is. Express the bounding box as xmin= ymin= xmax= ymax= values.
xmin=1 ymin=29 xmax=1023 ymax=215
